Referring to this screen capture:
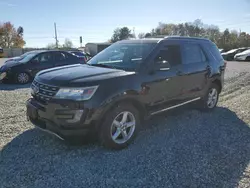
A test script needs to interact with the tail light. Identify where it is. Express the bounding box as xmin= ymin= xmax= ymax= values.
xmin=78 ymin=57 xmax=87 ymax=64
